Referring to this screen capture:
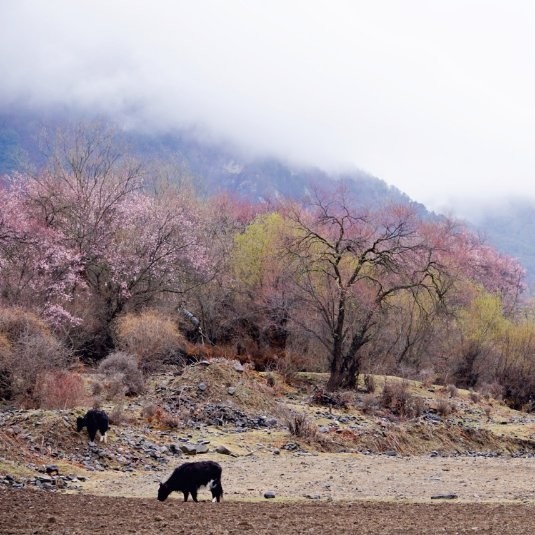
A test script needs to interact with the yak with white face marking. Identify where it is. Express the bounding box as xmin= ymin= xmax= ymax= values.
xmin=158 ymin=461 xmax=223 ymax=503
xmin=76 ymin=409 xmax=109 ymax=445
